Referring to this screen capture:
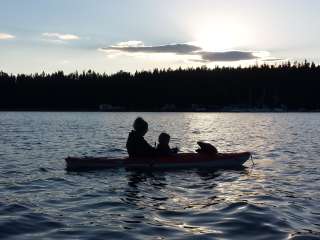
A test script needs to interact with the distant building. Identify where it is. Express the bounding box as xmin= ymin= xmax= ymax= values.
xmin=191 ymin=104 xmax=207 ymax=112
xmin=99 ymin=104 xmax=124 ymax=111
xmin=161 ymin=104 xmax=177 ymax=112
